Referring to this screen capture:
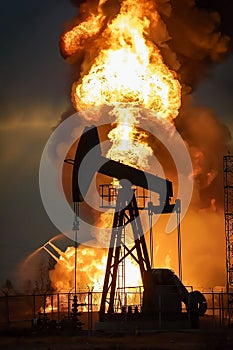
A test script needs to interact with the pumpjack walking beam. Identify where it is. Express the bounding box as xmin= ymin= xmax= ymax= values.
xmin=67 ymin=125 xmax=173 ymax=205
